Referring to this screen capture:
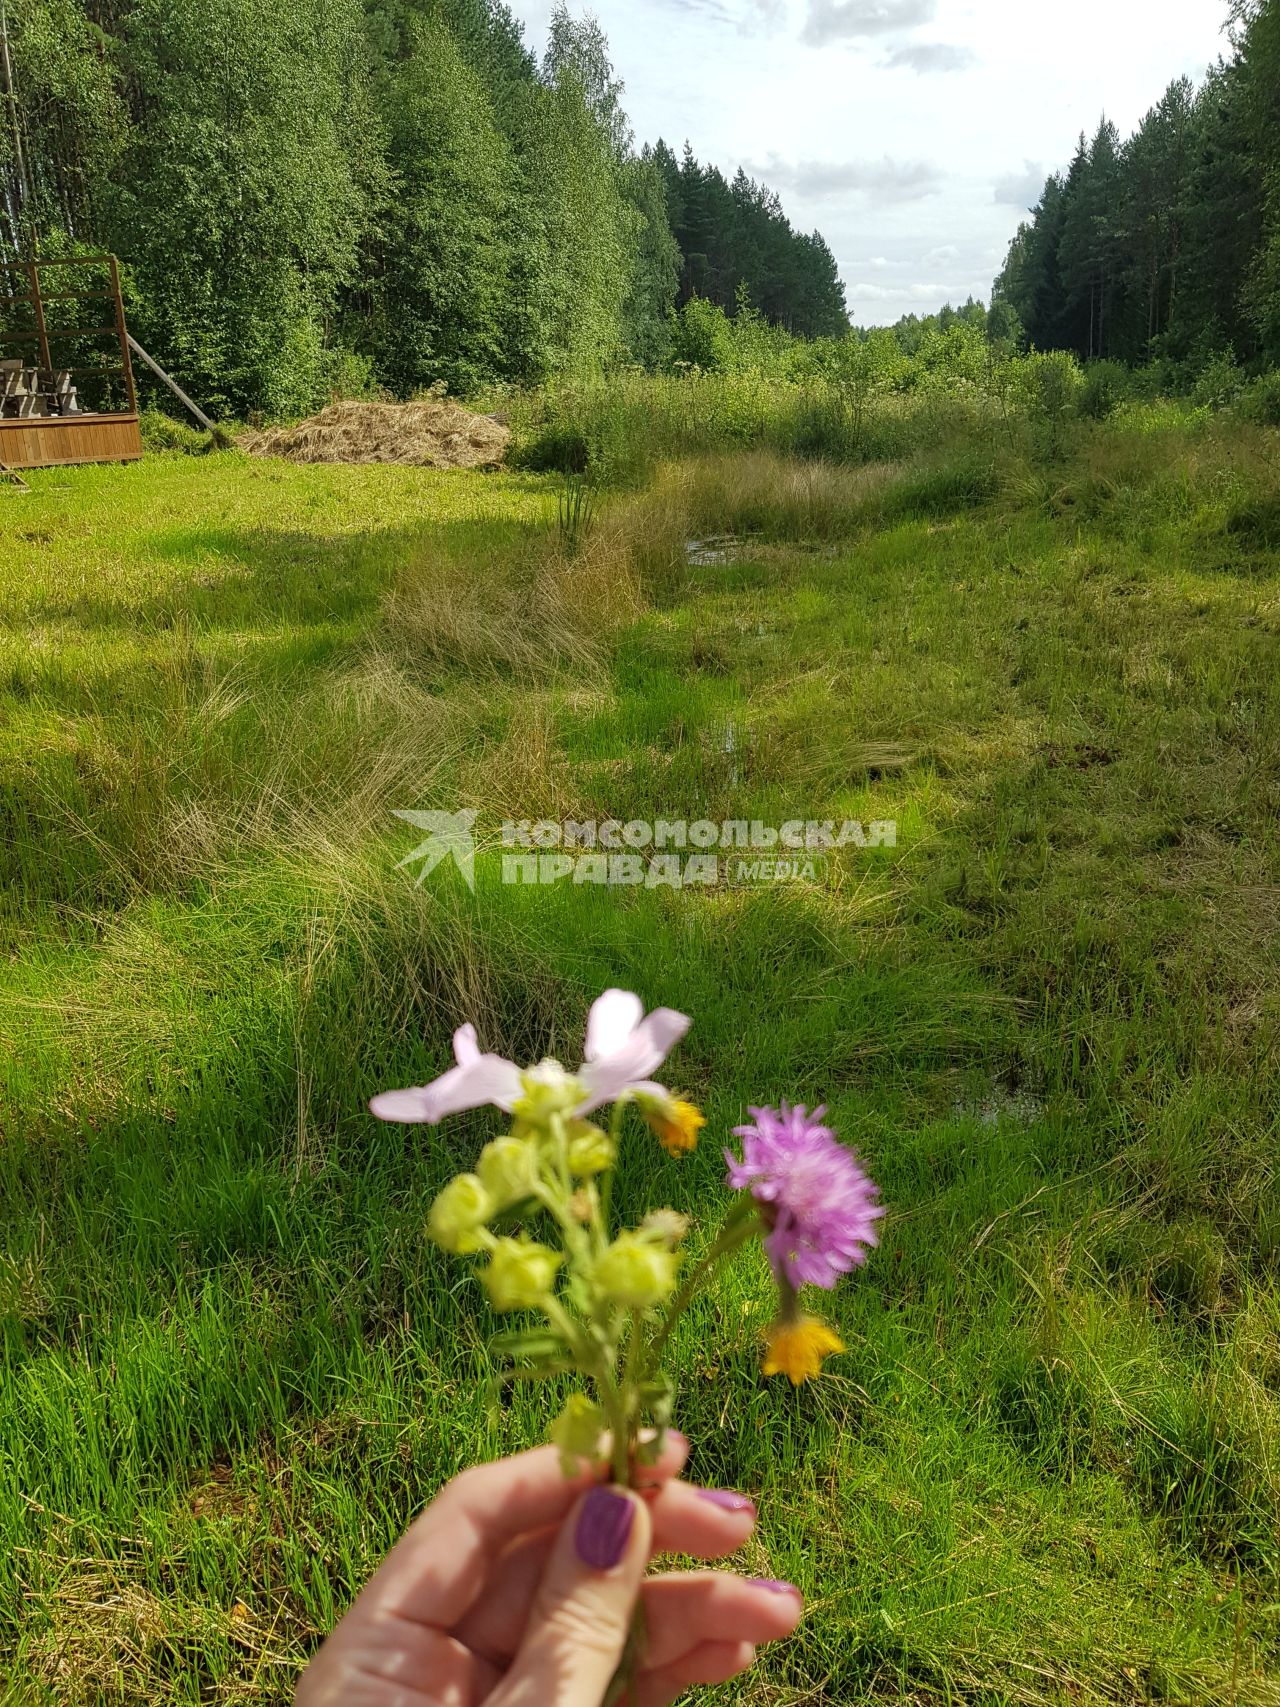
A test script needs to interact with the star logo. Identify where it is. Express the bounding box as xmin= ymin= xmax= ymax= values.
xmin=393 ymin=809 xmax=478 ymax=891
